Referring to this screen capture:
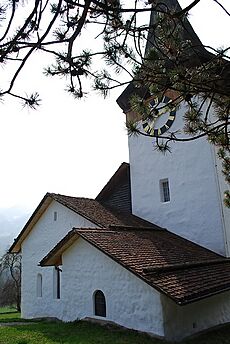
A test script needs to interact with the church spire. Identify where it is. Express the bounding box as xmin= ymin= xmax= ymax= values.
xmin=117 ymin=0 xmax=214 ymax=112
xmin=146 ymin=0 xmax=212 ymax=65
